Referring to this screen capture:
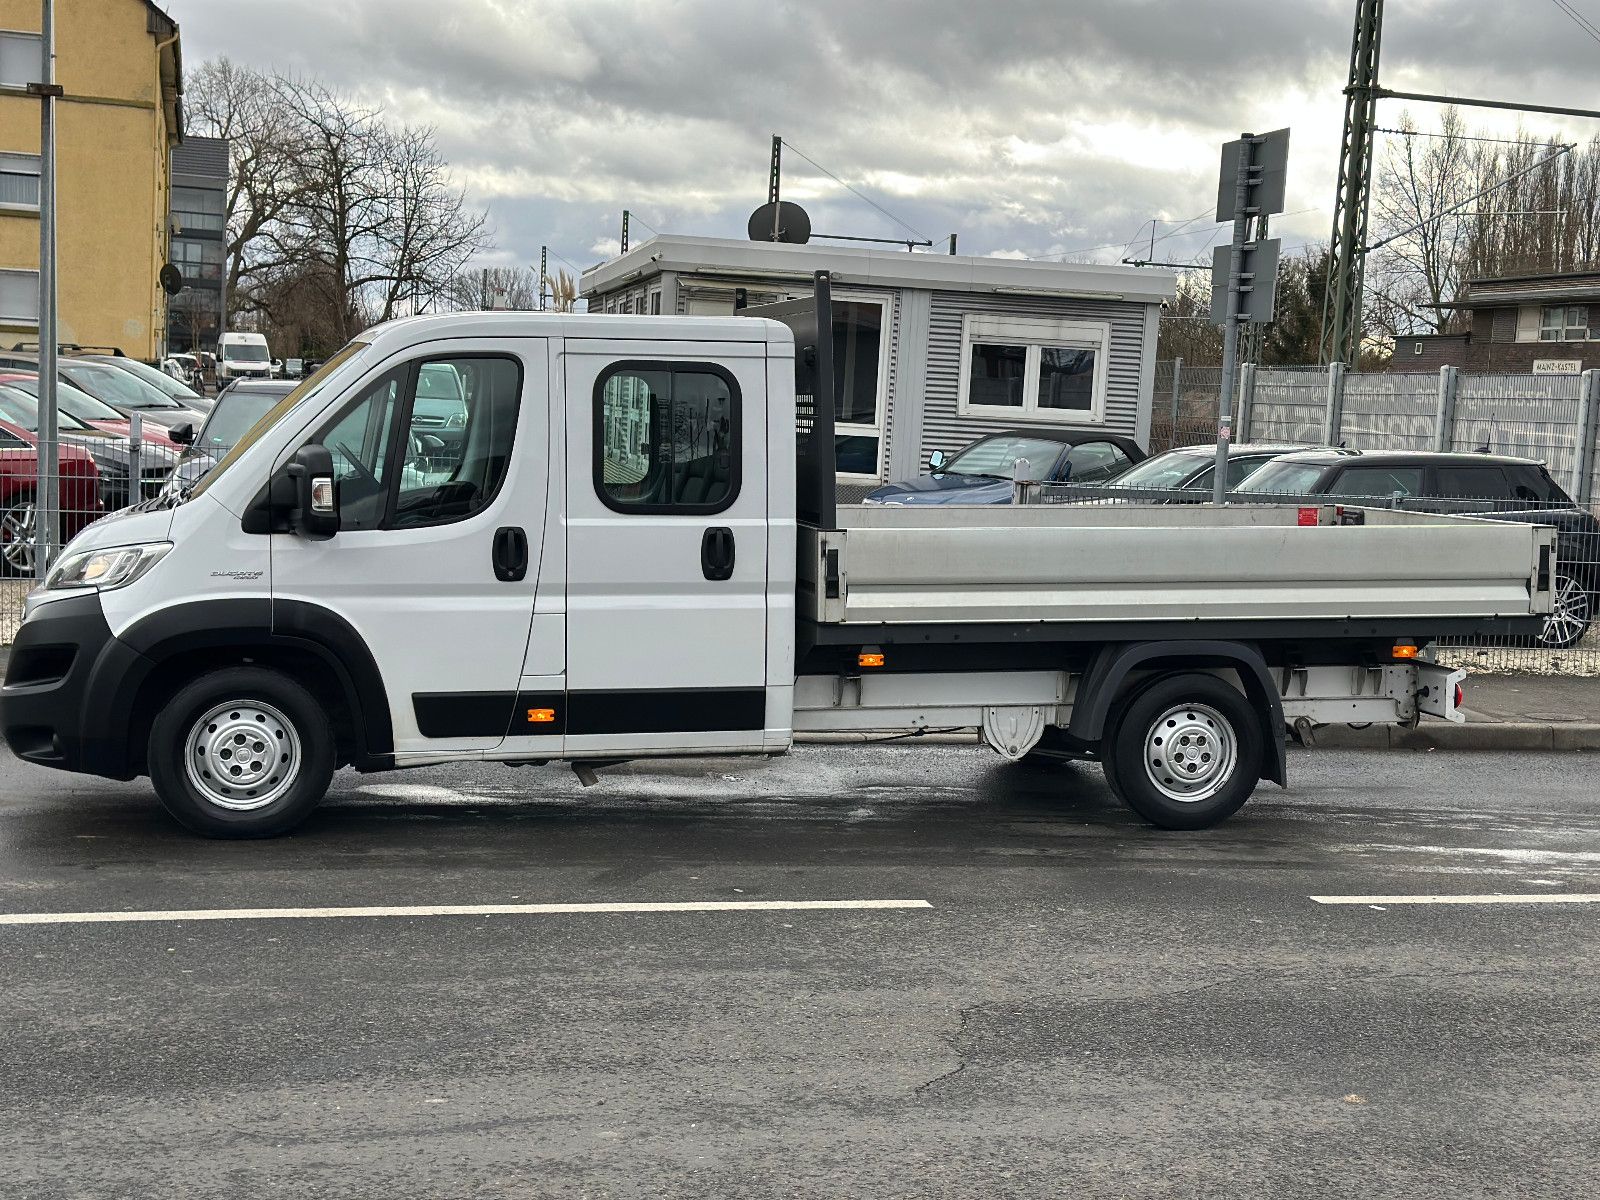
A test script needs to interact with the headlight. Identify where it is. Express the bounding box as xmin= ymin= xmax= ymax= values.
xmin=44 ymin=542 xmax=172 ymax=592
